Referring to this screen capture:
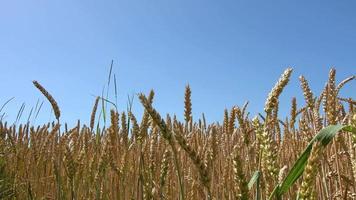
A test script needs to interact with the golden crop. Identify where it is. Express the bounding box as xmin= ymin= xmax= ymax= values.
xmin=0 ymin=68 xmax=355 ymax=200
